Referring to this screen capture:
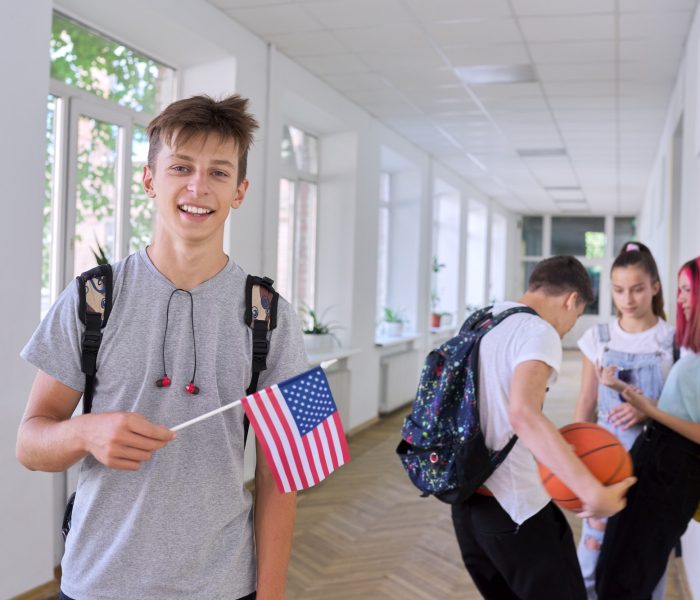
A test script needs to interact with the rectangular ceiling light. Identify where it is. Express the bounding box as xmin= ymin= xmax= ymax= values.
xmin=454 ymin=64 xmax=536 ymax=85
xmin=517 ymin=148 xmax=567 ymax=157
